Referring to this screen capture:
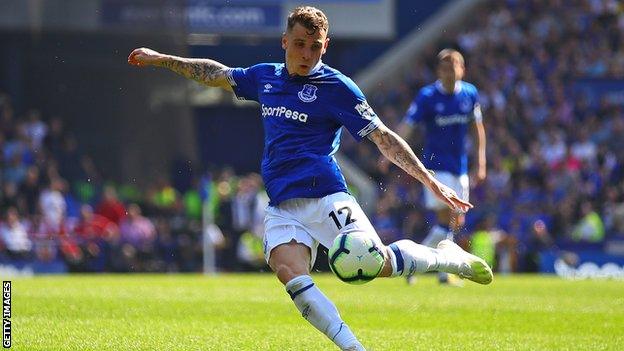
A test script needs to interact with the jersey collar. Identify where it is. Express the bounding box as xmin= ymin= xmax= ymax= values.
xmin=435 ymin=80 xmax=462 ymax=95
xmin=307 ymin=59 xmax=324 ymax=76
xmin=280 ymin=60 xmax=325 ymax=79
